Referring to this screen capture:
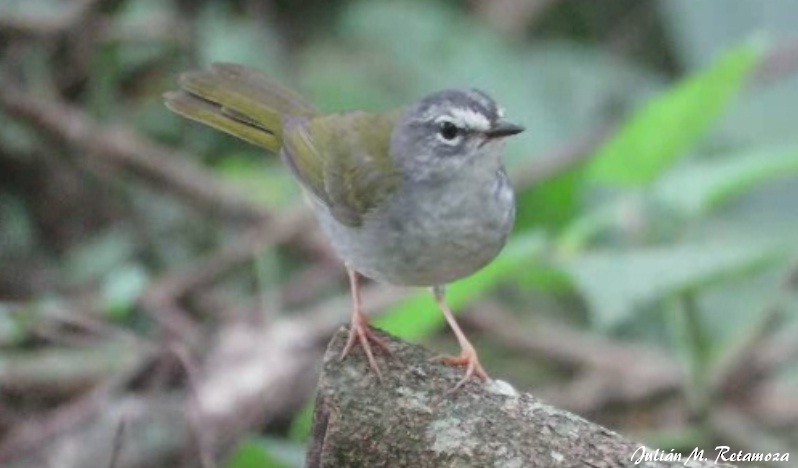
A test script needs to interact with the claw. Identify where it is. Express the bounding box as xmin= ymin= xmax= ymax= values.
xmin=339 ymin=267 xmax=391 ymax=380
xmin=340 ymin=321 xmax=391 ymax=379
xmin=432 ymin=345 xmax=490 ymax=392
xmin=431 ymin=285 xmax=491 ymax=392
